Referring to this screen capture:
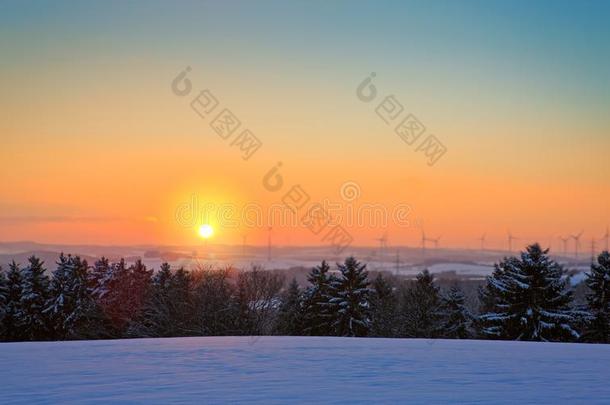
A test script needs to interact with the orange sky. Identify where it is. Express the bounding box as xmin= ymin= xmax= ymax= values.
xmin=1 ymin=2 xmax=608 ymax=251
